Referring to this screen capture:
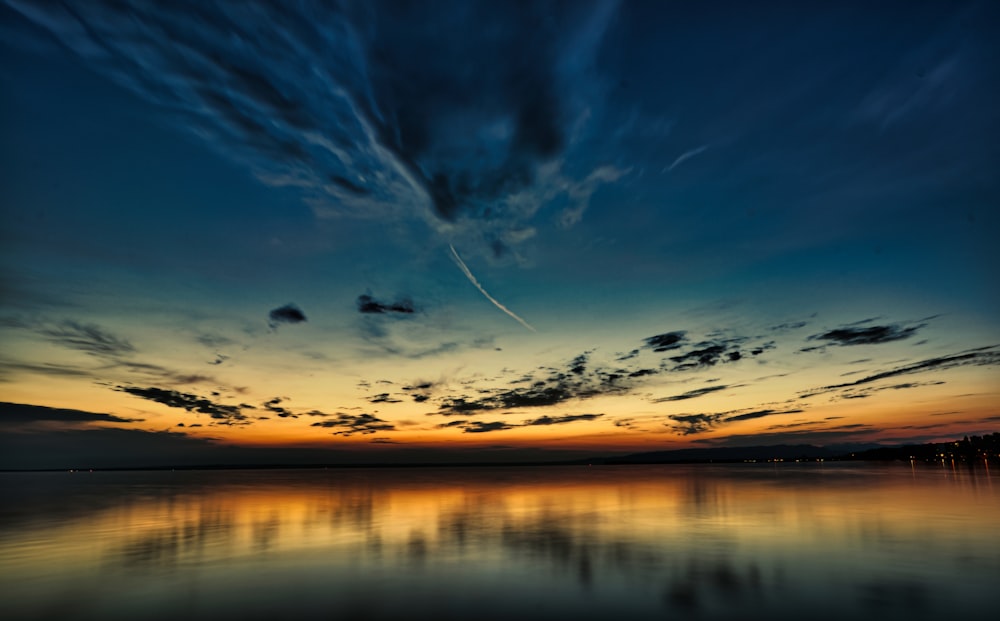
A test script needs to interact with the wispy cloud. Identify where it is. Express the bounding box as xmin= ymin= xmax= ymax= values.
xmin=800 ymin=346 xmax=1000 ymax=399
xmin=7 ymin=1 xmax=624 ymax=257
xmin=2 ymin=317 xmax=217 ymax=387
xmin=38 ymin=320 xmax=135 ymax=358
